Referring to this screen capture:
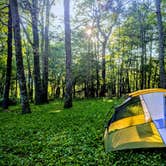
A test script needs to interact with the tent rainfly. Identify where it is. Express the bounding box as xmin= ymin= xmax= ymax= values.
xmin=104 ymin=88 xmax=166 ymax=152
